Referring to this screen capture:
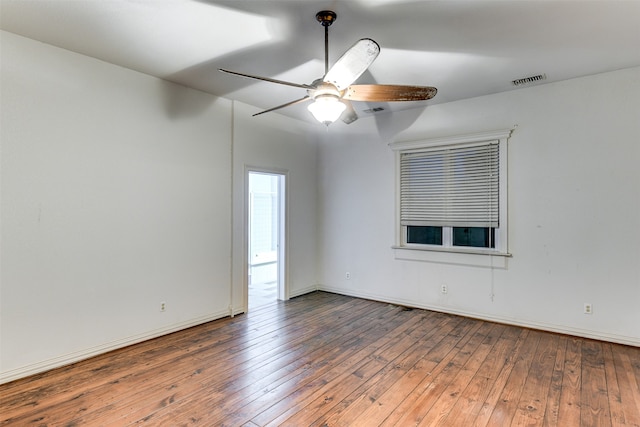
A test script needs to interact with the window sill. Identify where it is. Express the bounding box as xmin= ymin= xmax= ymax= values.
xmin=392 ymin=245 xmax=511 ymax=268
